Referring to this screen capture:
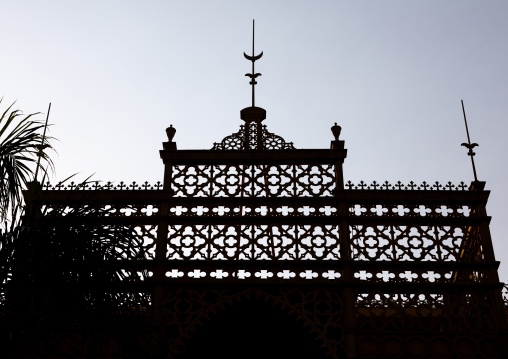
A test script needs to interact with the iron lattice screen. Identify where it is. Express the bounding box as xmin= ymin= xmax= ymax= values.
xmin=25 ymin=119 xmax=507 ymax=357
